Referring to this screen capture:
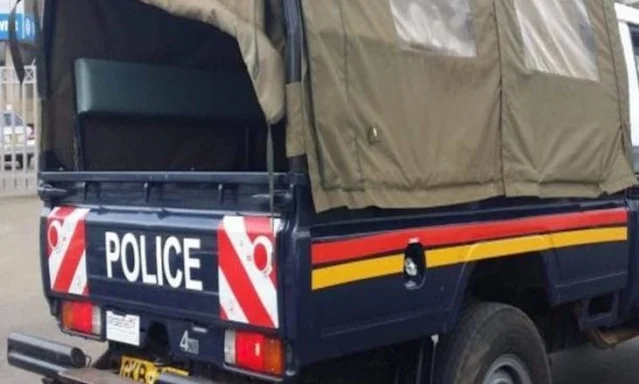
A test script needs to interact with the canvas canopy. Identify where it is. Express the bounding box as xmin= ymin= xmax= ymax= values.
xmin=138 ymin=0 xmax=286 ymax=124
xmin=295 ymin=0 xmax=636 ymax=211
xmin=41 ymin=0 xmax=636 ymax=212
